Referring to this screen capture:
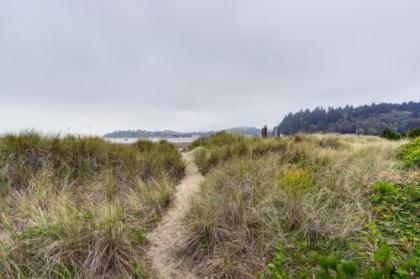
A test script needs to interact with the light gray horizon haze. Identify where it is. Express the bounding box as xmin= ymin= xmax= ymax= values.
xmin=1 ymin=0 xmax=419 ymax=135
